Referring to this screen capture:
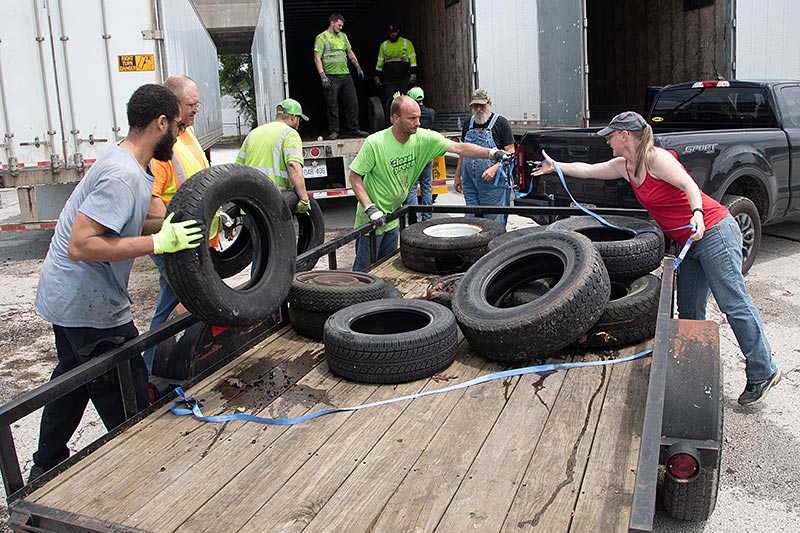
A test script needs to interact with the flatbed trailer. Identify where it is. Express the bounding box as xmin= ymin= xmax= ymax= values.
xmin=1 ymin=205 xmax=722 ymax=532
